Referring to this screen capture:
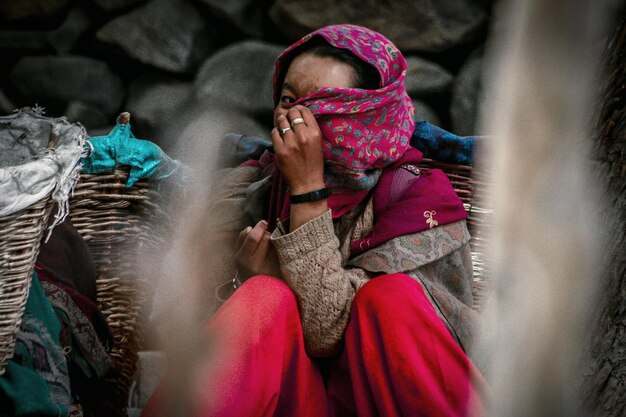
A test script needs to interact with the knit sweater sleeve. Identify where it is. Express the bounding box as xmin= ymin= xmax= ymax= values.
xmin=271 ymin=210 xmax=371 ymax=357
